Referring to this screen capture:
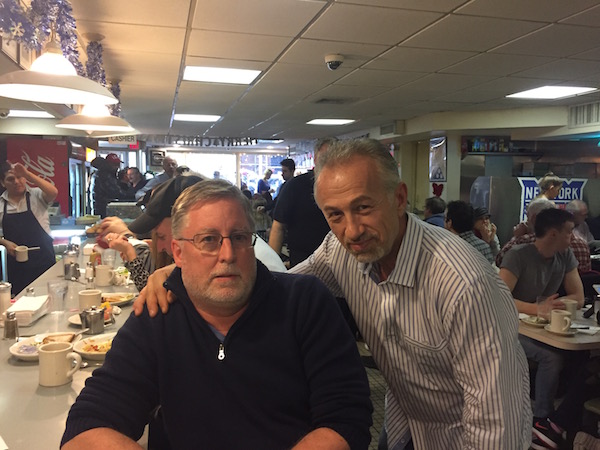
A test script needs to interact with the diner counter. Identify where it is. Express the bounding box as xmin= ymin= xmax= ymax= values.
xmin=0 ymin=249 xmax=142 ymax=449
